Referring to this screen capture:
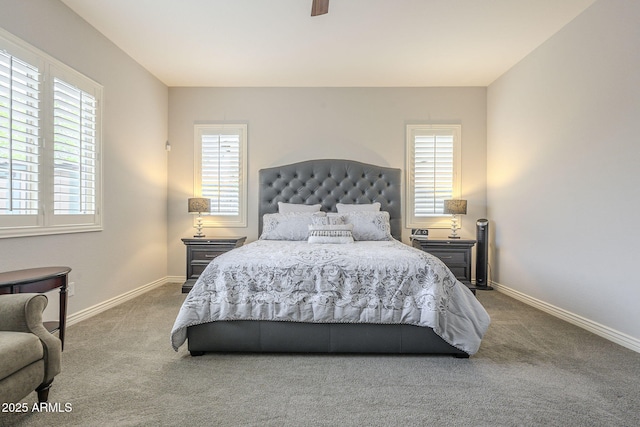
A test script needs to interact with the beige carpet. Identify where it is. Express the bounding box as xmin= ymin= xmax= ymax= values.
xmin=2 ymin=283 xmax=639 ymax=427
